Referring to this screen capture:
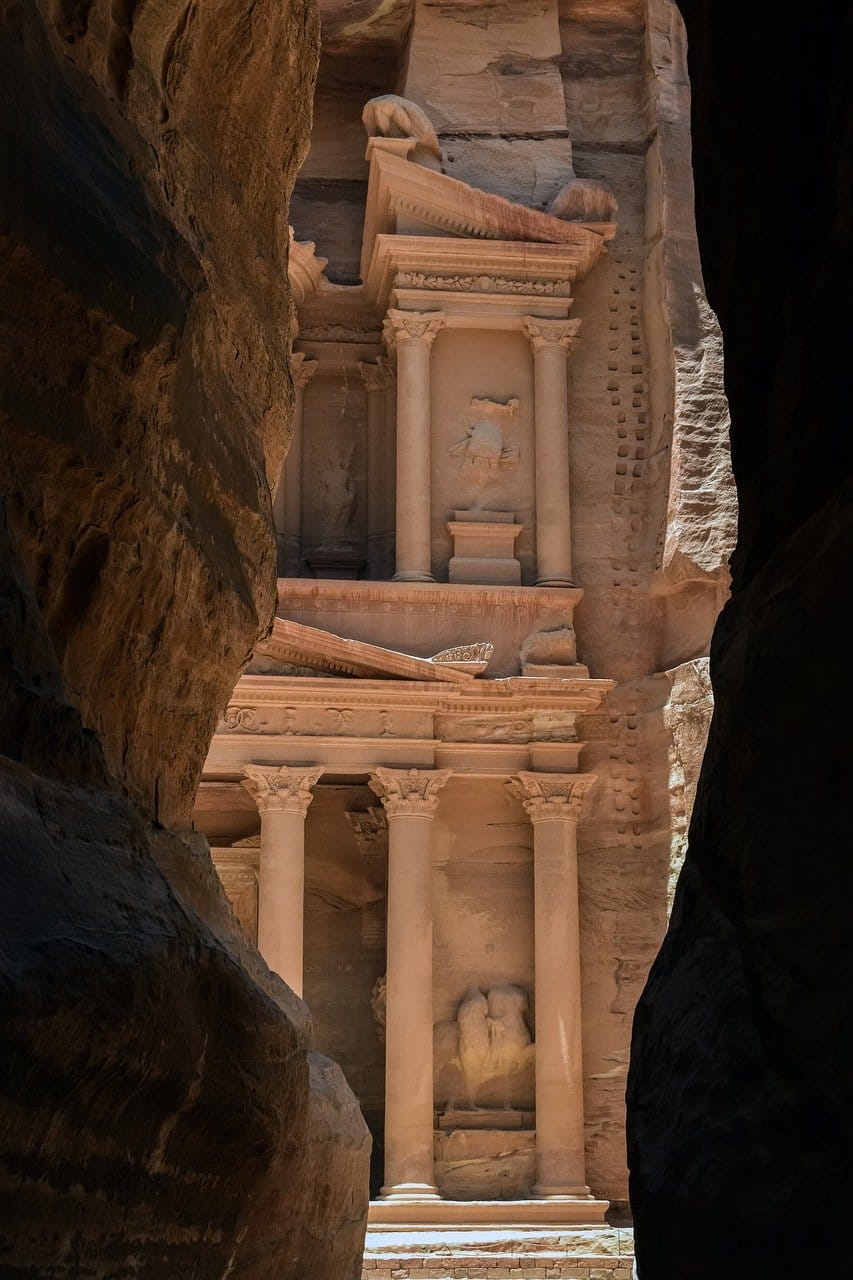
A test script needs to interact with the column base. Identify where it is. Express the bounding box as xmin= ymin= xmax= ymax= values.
xmin=392 ymin=571 xmax=436 ymax=583
xmin=534 ymin=1184 xmax=595 ymax=1200
xmin=535 ymin=575 xmax=576 ymax=588
xmin=379 ymin=1182 xmax=442 ymax=1203
xmin=368 ymin=1196 xmax=609 ymax=1227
